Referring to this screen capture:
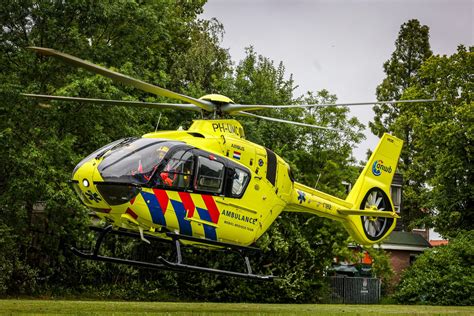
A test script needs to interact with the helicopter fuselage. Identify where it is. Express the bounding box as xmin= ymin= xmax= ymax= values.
xmin=26 ymin=47 xmax=404 ymax=278
xmin=72 ymin=119 xmax=299 ymax=246
xmin=71 ymin=119 xmax=400 ymax=246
